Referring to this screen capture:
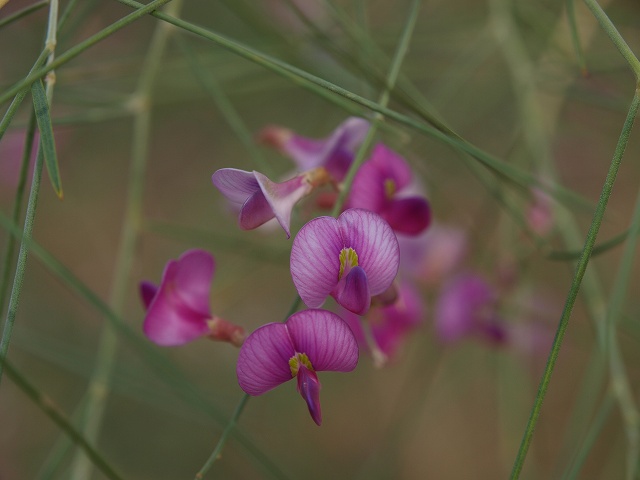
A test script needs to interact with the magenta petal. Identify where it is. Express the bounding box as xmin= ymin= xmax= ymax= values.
xmin=297 ymin=365 xmax=322 ymax=426
xmin=237 ymin=323 xmax=296 ymax=396
xmin=333 ymin=266 xmax=371 ymax=315
xmin=254 ymin=171 xmax=310 ymax=238
xmin=347 ymin=158 xmax=386 ymax=212
xmin=286 ymin=309 xmax=359 ymax=373
xmin=382 ymin=197 xmax=431 ymax=235
xmin=290 ymin=216 xmax=343 ymax=308
xmin=212 ymin=168 xmax=260 ymax=204
xmin=239 ymin=190 xmax=276 ymax=230
xmin=283 ymin=117 xmax=369 ymax=175
xmin=139 ymin=281 xmax=158 ymax=310
xmin=338 ymin=209 xmax=399 ymax=296
xmin=143 ymin=250 xmax=214 ymax=346
xmin=369 ymin=143 xmax=412 ymax=191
